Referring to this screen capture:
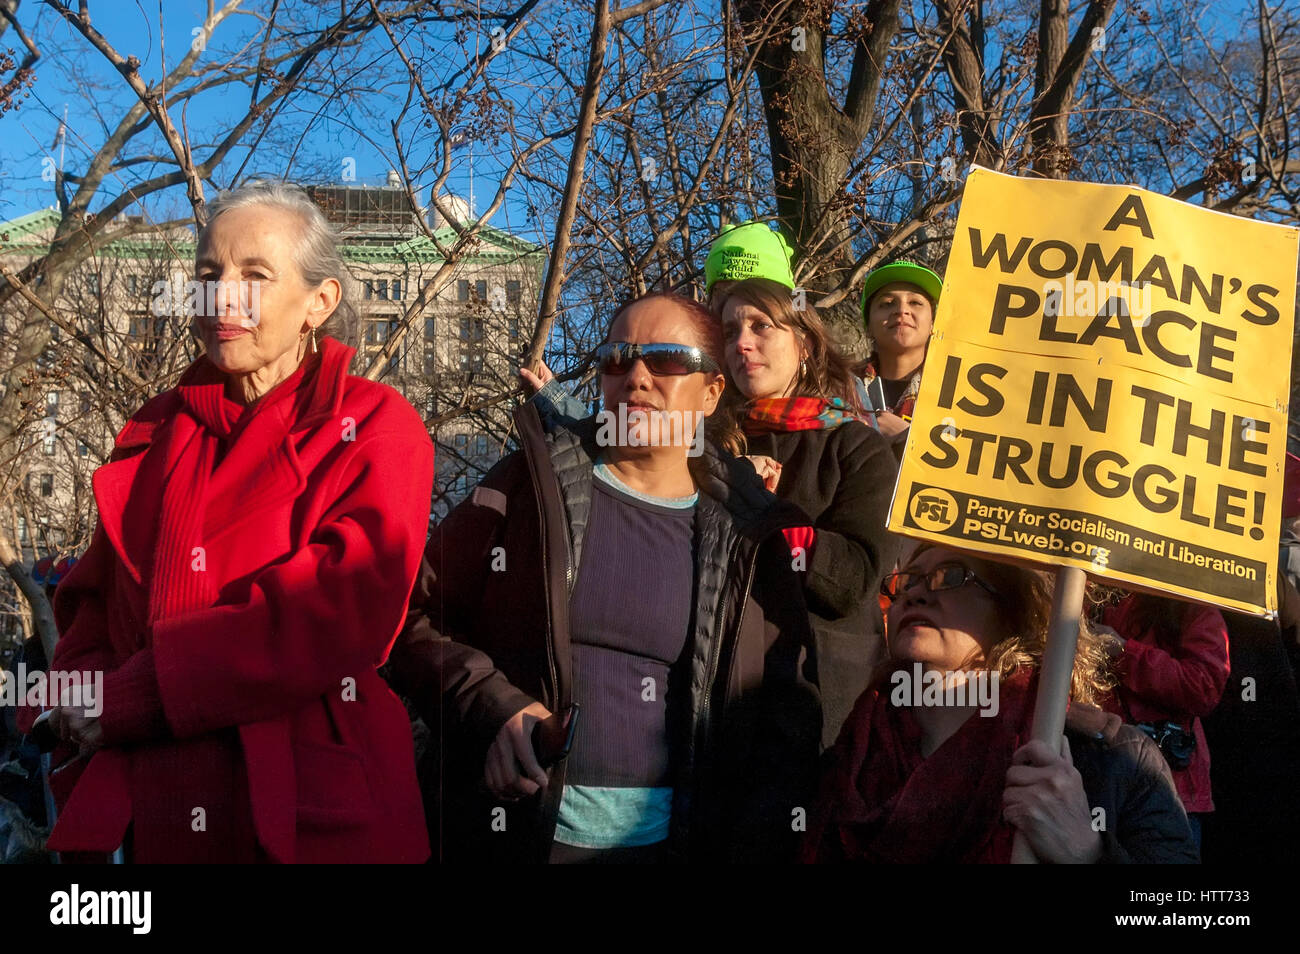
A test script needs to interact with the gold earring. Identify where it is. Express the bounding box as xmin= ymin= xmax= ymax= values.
xmin=310 ymin=326 xmax=319 ymax=355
